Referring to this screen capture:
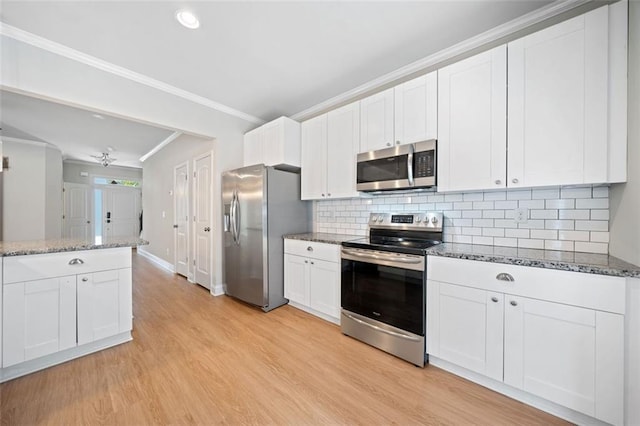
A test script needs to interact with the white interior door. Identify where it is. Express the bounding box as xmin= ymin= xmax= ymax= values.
xmin=174 ymin=162 xmax=190 ymax=278
xmin=63 ymin=183 xmax=91 ymax=239
xmin=102 ymin=187 xmax=141 ymax=239
xmin=194 ymin=152 xmax=212 ymax=289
